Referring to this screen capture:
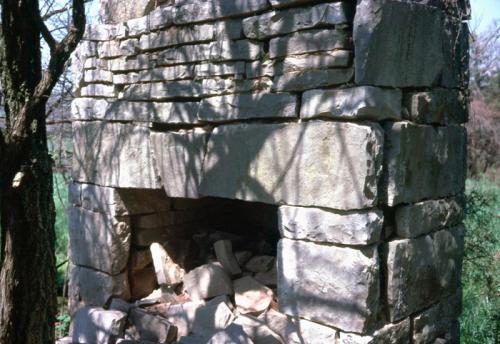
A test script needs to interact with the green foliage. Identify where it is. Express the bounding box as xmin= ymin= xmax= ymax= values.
xmin=461 ymin=177 xmax=500 ymax=343
xmin=55 ymin=312 xmax=71 ymax=338
xmin=53 ymin=173 xmax=69 ymax=292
